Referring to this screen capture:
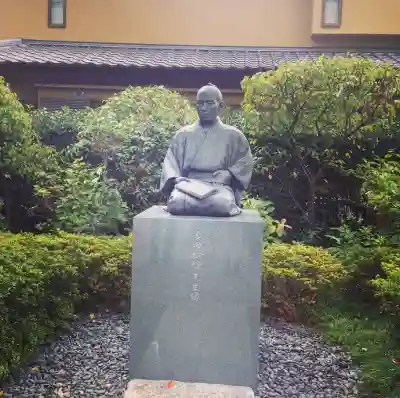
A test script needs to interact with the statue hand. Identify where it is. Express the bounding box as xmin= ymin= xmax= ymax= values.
xmin=212 ymin=170 xmax=230 ymax=179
